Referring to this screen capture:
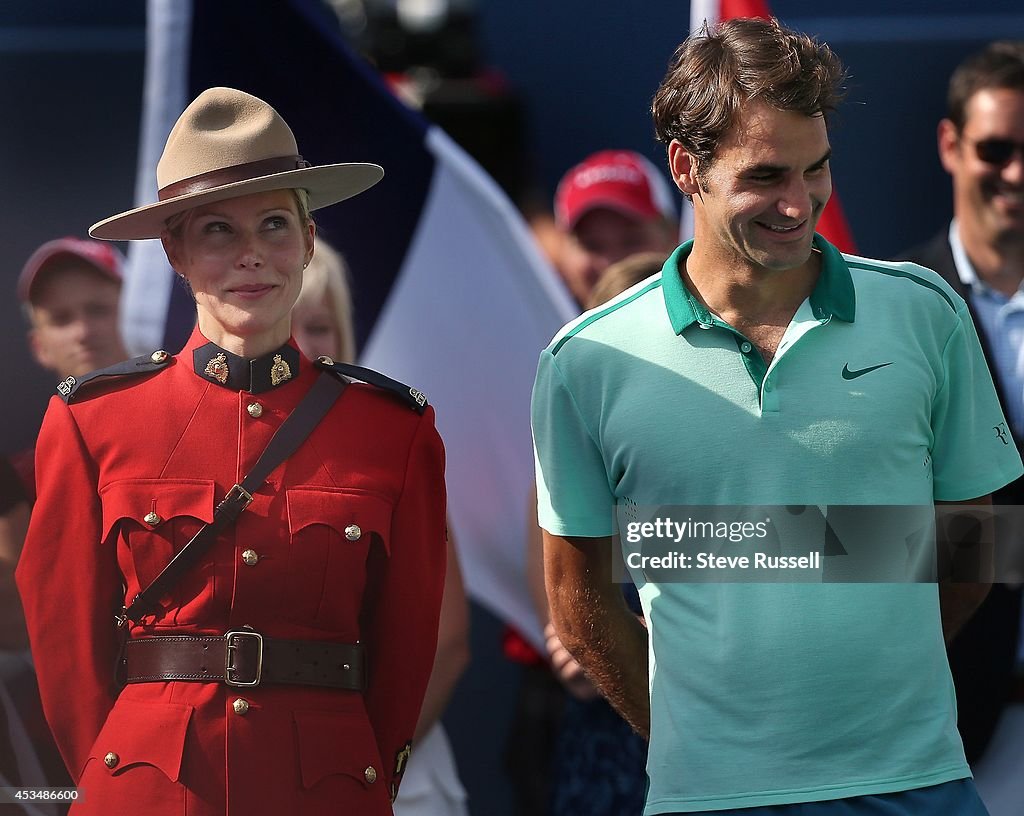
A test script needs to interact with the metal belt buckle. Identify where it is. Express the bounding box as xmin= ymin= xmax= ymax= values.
xmin=224 ymin=484 xmax=254 ymax=509
xmin=224 ymin=629 xmax=263 ymax=687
